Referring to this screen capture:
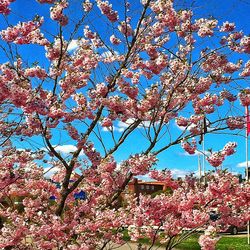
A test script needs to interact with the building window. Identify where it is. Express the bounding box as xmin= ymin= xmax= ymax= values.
xmin=151 ymin=186 xmax=155 ymax=190
xmin=141 ymin=185 xmax=144 ymax=190
xmin=146 ymin=185 xmax=149 ymax=190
